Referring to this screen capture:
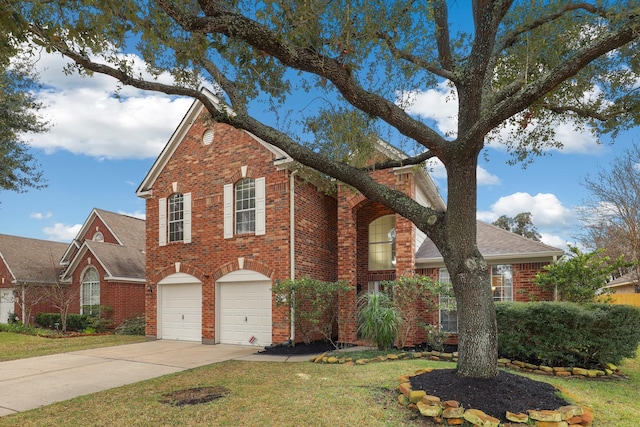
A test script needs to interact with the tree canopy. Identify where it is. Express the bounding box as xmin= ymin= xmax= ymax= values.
xmin=9 ymin=1 xmax=640 ymax=378
xmin=492 ymin=212 xmax=541 ymax=241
